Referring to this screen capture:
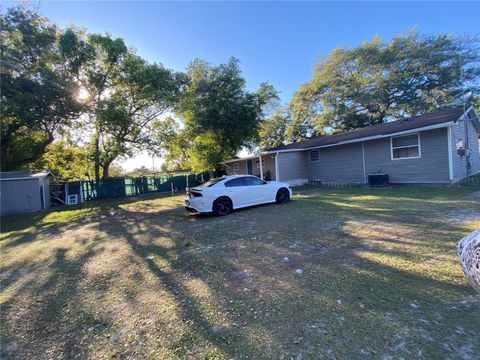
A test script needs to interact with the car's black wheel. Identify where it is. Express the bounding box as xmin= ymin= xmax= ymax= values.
xmin=213 ymin=197 xmax=233 ymax=216
xmin=276 ymin=188 xmax=290 ymax=204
